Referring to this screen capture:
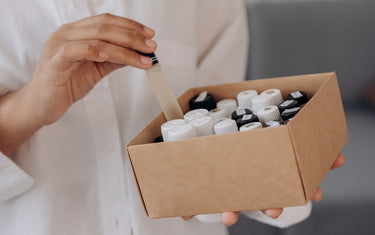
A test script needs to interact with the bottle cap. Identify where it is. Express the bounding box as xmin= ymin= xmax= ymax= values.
xmin=168 ymin=124 xmax=197 ymax=141
xmin=236 ymin=114 xmax=259 ymax=128
xmin=237 ymin=90 xmax=258 ymax=110
xmin=264 ymin=120 xmax=283 ymax=128
xmin=217 ymin=99 xmax=237 ymax=118
xmin=281 ymin=107 xmax=301 ymax=120
xmin=278 ymin=100 xmax=298 ymax=113
xmin=286 ymin=91 xmax=308 ymax=105
xmin=214 ymin=118 xmax=238 ymax=135
xmin=261 ymin=89 xmax=283 ymax=106
xmin=161 ymin=119 xmax=186 ymax=142
xmin=256 ymin=106 xmax=281 ymax=123
xmin=239 ymin=122 xmax=262 ymax=132
xmin=208 ymin=108 xmax=228 ymax=122
xmin=251 ymin=94 xmax=275 ymax=113
xmin=184 ymin=109 xmax=209 ymax=122
xmin=189 ymin=116 xmax=214 ymax=137
xmin=231 ymin=108 xmax=252 ymax=120
xmin=189 ymin=91 xmax=216 ymax=111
